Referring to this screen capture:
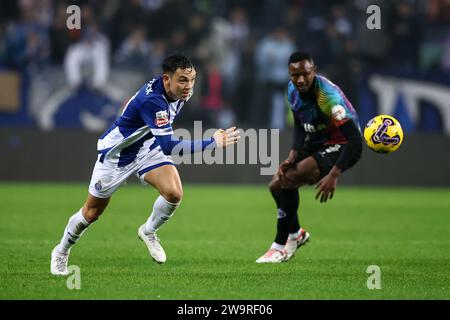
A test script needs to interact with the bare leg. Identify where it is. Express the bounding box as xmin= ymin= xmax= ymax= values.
xmin=137 ymin=165 xmax=183 ymax=264
xmin=142 ymin=165 xmax=183 ymax=234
